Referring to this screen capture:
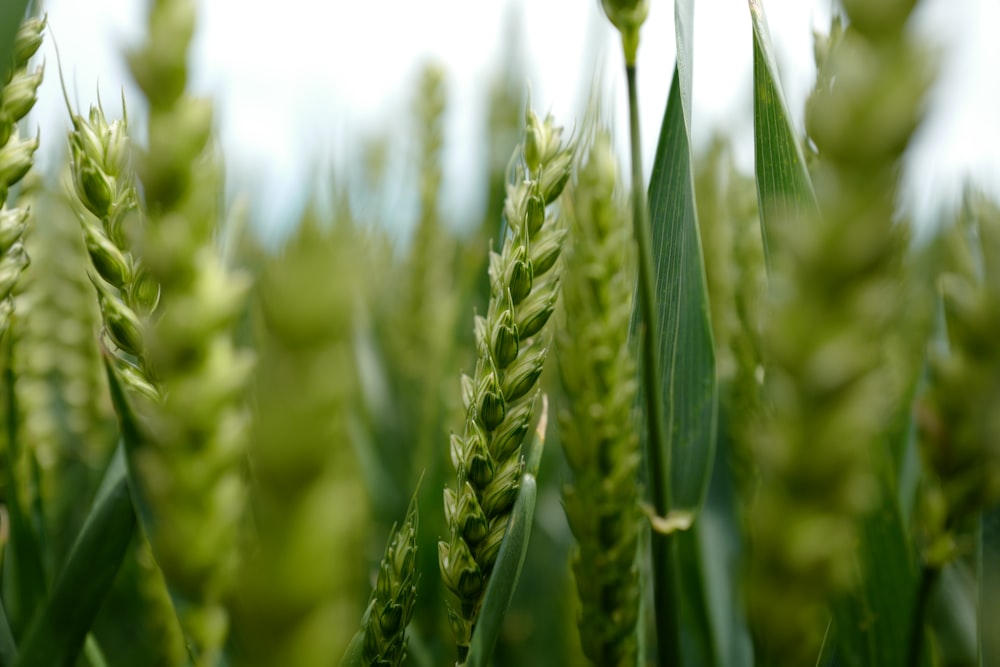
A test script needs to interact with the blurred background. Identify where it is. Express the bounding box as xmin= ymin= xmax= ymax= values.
xmin=30 ymin=0 xmax=1000 ymax=239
